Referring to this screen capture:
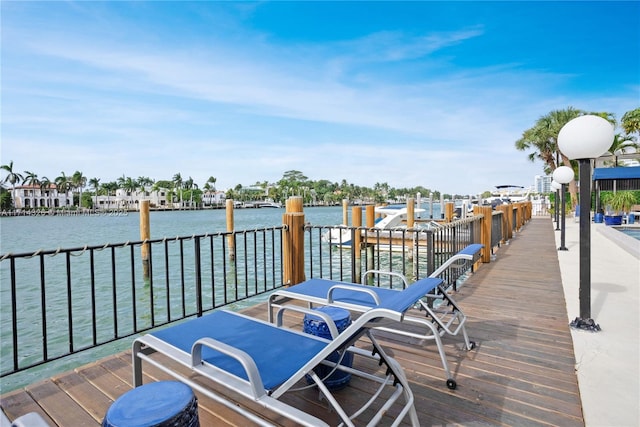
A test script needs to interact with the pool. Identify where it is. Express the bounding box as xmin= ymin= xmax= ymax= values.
xmin=599 ymin=225 xmax=640 ymax=259
xmin=615 ymin=227 xmax=640 ymax=241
